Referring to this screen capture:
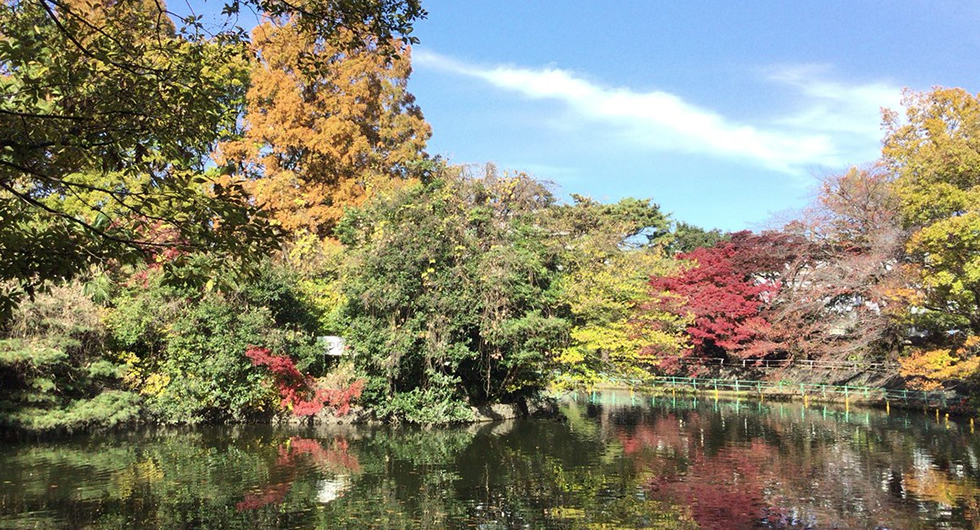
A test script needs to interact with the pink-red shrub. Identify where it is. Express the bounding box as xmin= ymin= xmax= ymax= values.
xmin=245 ymin=346 xmax=364 ymax=416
